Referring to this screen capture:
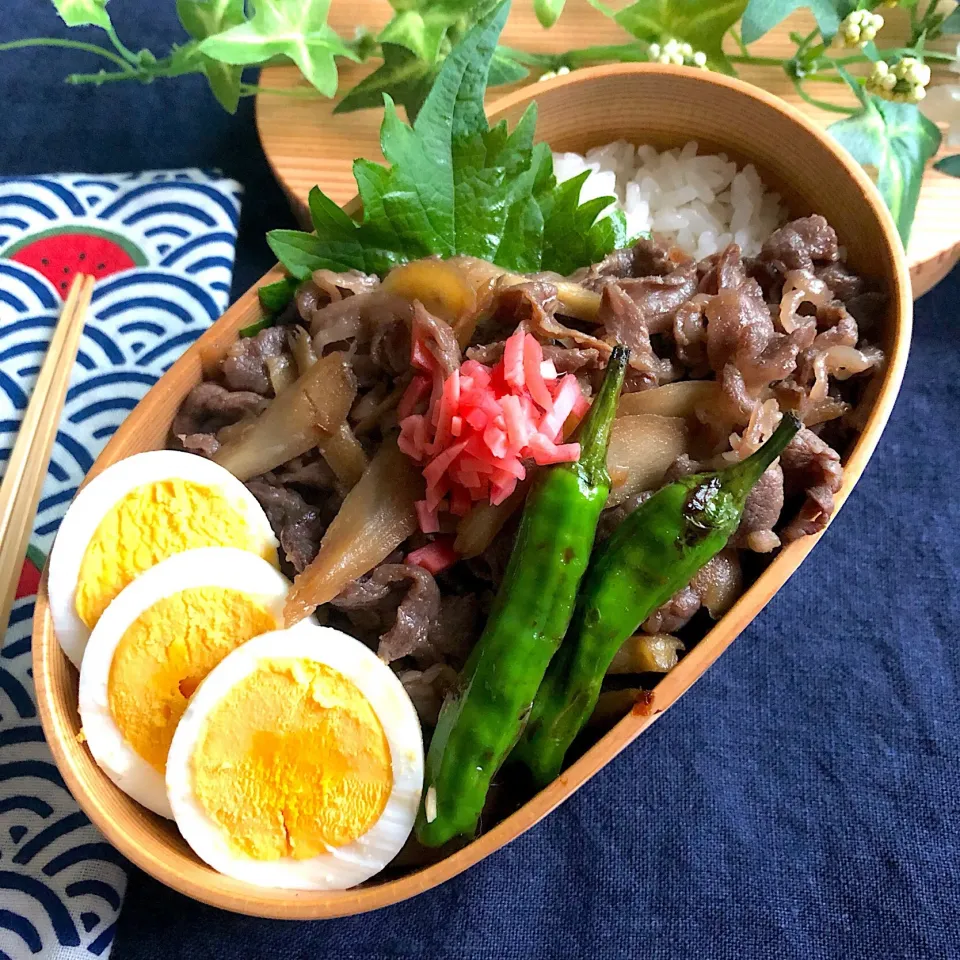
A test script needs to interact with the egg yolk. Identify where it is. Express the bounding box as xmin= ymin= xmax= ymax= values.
xmin=190 ymin=658 xmax=392 ymax=860
xmin=76 ymin=478 xmax=274 ymax=629
xmin=108 ymin=587 xmax=277 ymax=773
